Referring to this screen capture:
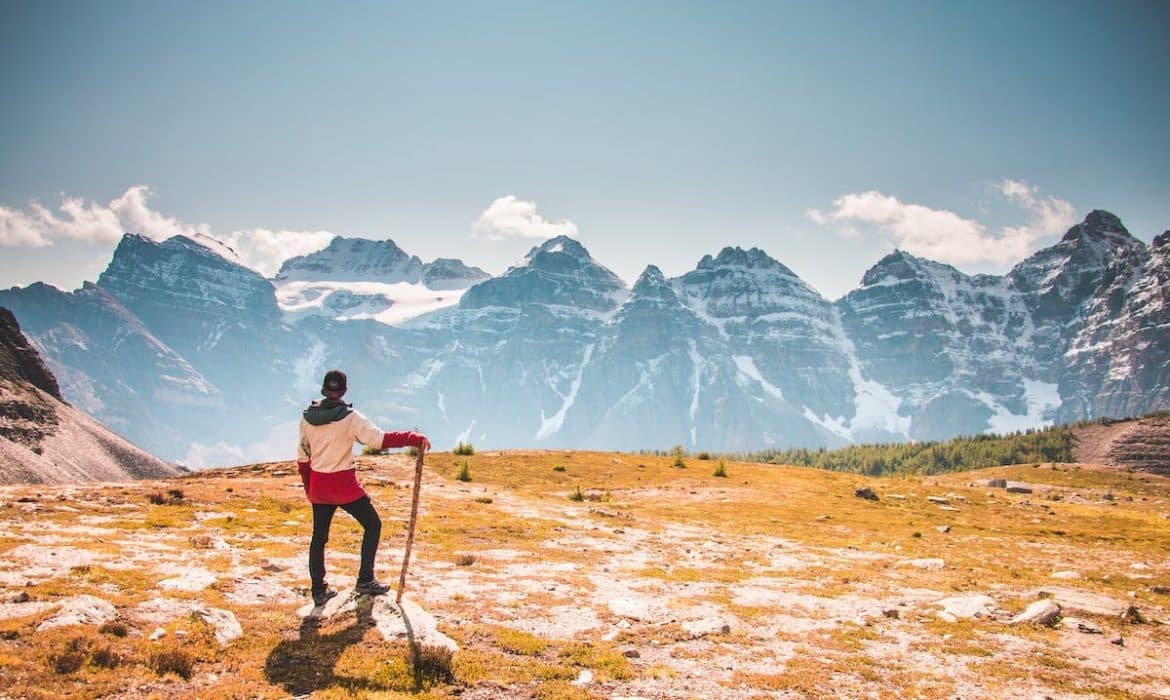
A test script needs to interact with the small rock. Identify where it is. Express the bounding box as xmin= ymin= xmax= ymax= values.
xmin=855 ymin=487 xmax=879 ymax=501
xmin=6 ymin=591 xmax=30 ymax=604
xmin=938 ymin=505 xmax=961 ymax=512
xmin=1102 ymin=492 xmax=1114 ymax=501
xmin=1011 ymin=600 xmax=1062 ymax=627
xmin=815 ymin=514 xmax=832 ymax=521
xmin=1063 ymin=617 xmax=1102 ymax=634
xmin=1152 ymin=585 xmax=1170 ymax=595
xmin=934 ymin=594 xmax=996 ymax=620
xmin=1006 ymin=485 xmax=1033 ymax=494
xmin=681 ymin=619 xmax=731 ymax=639
xmin=1121 ymin=605 xmax=1145 ymax=624
xmin=1039 ymin=586 xmax=1129 ymax=617
xmin=193 ymin=607 xmax=243 ymax=646
xmin=1111 ymin=636 xmax=1124 ymax=646
xmin=36 ymin=595 xmax=117 ymax=631
xmin=885 ymin=494 xmax=907 ymax=500
xmin=623 ymin=649 xmax=641 ymax=658
xmin=927 ymin=496 xmax=950 ymax=505
xmin=936 ymin=525 xmax=951 ymax=534
xmin=1051 ymin=571 xmax=1082 ymax=580
xmin=150 ymin=627 xmax=167 ymax=641
xmin=571 ymin=669 xmax=594 ymax=686
xmin=882 ymin=609 xmax=900 ymax=619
